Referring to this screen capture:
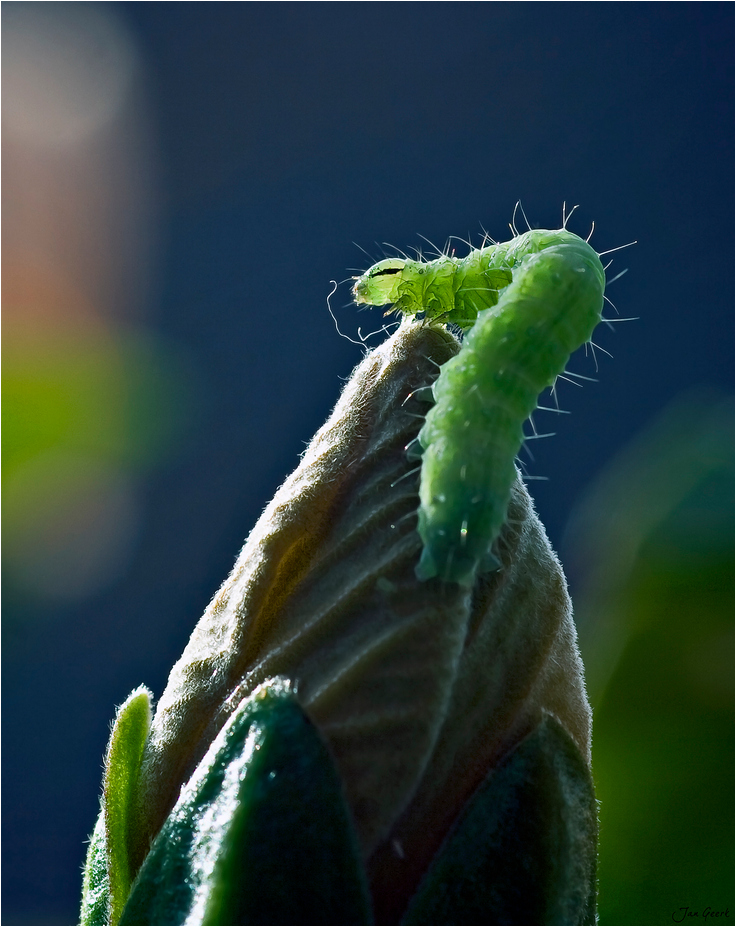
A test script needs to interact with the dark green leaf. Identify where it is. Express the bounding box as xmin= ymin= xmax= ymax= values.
xmin=80 ymin=810 xmax=110 ymax=926
xmin=120 ymin=679 xmax=371 ymax=926
xmin=402 ymin=715 xmax=597 ymax=926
